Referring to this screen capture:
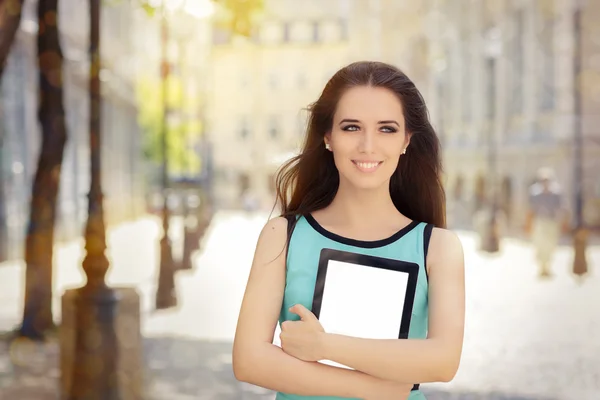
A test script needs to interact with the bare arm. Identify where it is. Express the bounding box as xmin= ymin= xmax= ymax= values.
xmin=232 ymin=217 xmax=404 ymax=398
xmin=318 ymin=228 xmax=466 ymax=384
